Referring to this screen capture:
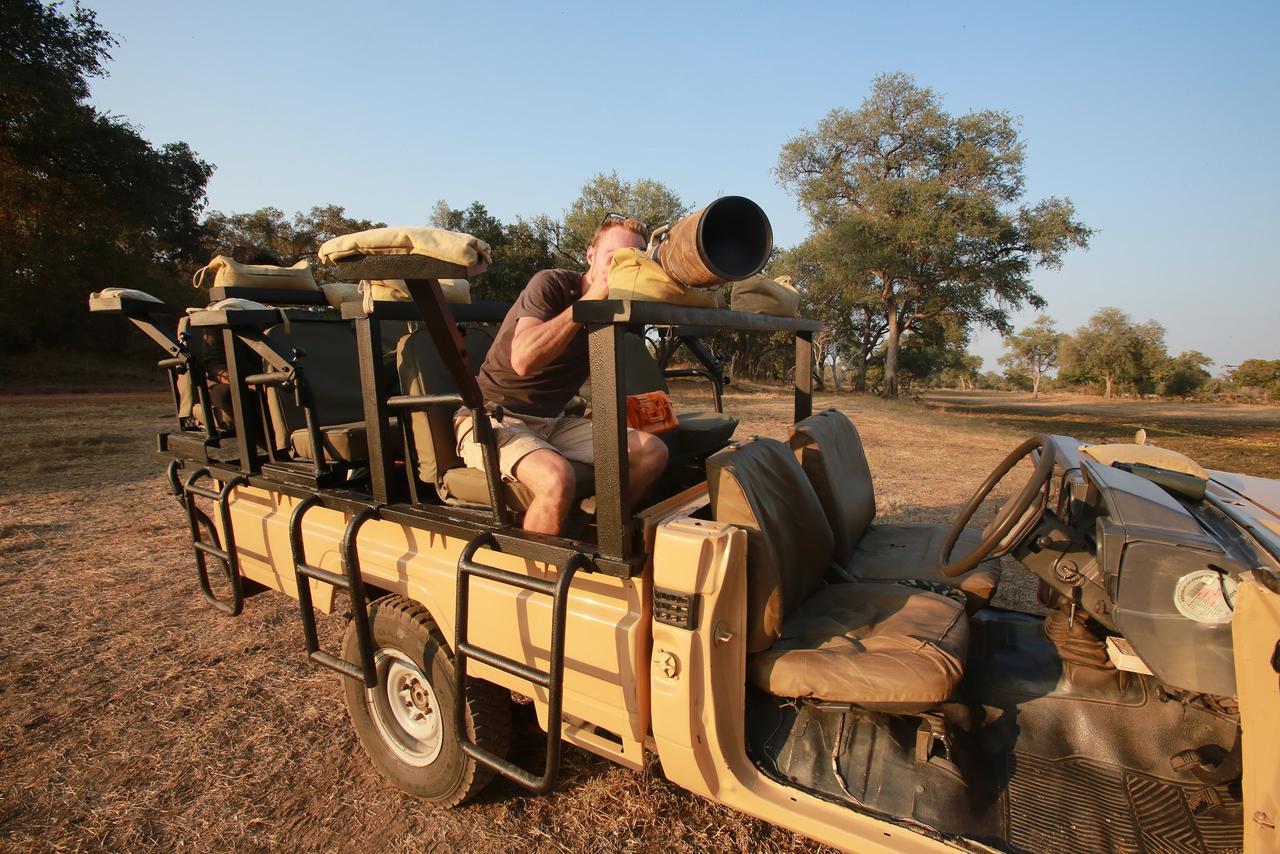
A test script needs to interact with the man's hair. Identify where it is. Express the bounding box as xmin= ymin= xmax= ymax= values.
xmin=589 ymin=216 xmax=648 ymax=250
